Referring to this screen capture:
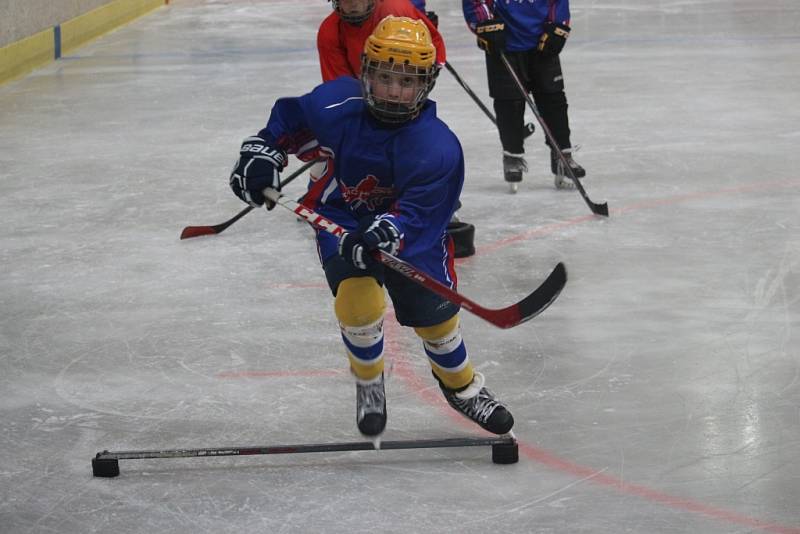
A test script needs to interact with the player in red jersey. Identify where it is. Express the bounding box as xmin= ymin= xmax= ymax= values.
xmin=318 ymin=0 xmax=446 ymax=82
